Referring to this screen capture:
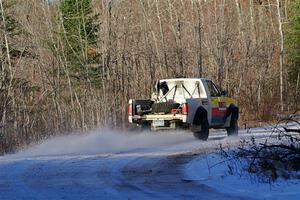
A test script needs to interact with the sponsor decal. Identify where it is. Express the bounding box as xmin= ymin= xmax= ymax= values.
xmin=218 ymin=102 xmax=227 ymax=111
